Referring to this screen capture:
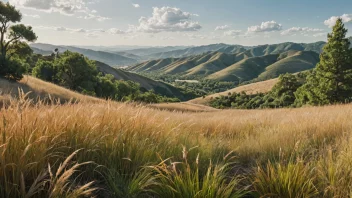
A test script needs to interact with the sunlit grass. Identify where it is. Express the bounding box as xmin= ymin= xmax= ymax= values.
xmin=2 ymin=91 xmax=352 ymax=197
